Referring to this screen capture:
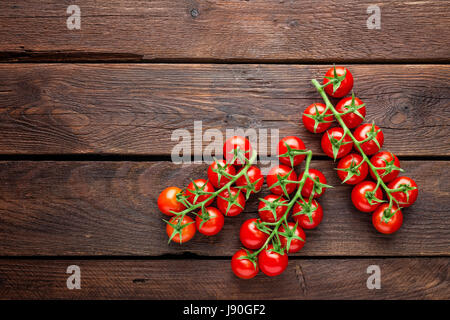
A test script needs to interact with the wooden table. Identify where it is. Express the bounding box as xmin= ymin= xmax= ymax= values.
xmin=0 ymin=1 xmax=449 ymax=300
